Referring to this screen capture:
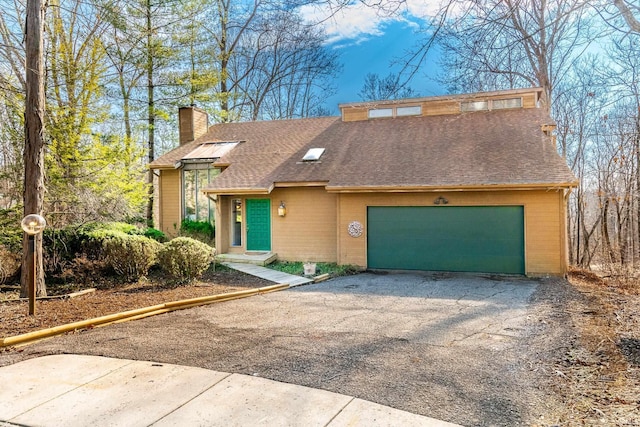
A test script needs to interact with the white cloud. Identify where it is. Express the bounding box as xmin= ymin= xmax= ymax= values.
xmin=298 ymin=3 xmax=386 ymax=44
xmin=298 ymin=0 xmax=443 ymax=45
xmin=405 ymin=0 xmax=445 ymax=19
